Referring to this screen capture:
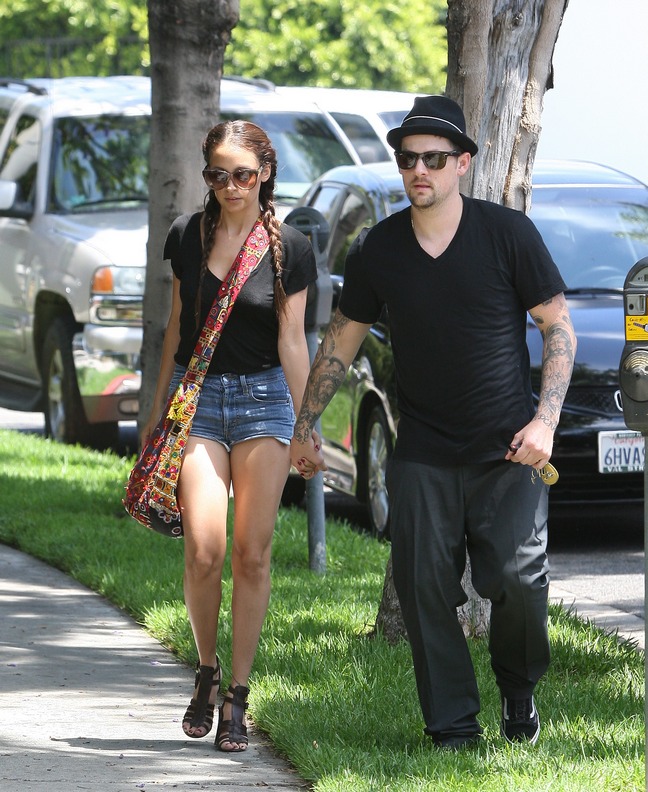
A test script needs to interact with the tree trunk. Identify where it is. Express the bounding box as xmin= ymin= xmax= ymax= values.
xmin=373 ymin=0 xmax=568 ymax=643
xmin=139 ymin=0 xmax=240 ymax=431
xmin=447 ymin=0 xmax=568 ymax=210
